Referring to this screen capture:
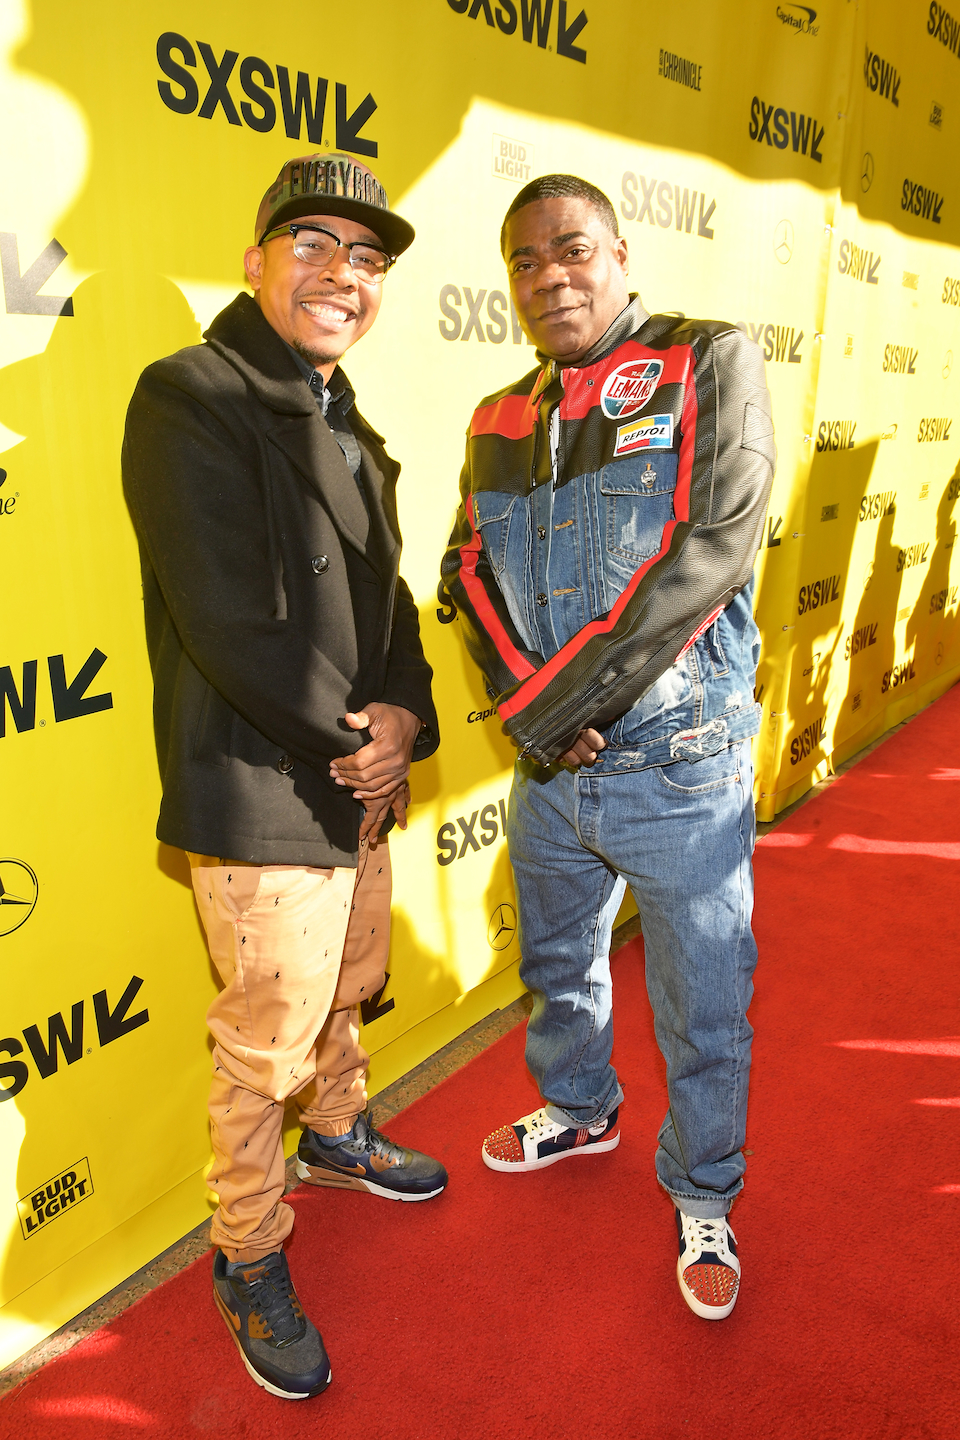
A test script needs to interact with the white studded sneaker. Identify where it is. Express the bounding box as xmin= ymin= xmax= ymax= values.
xmin=675 ymin=1208 xmax=741 ymax=1320
xmin=481 ymin=1105 xmax=621 ymax=1172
